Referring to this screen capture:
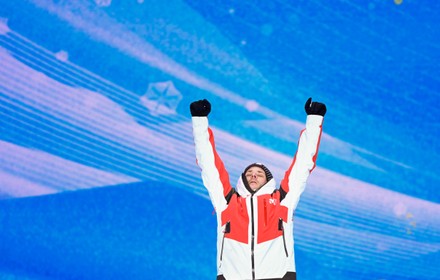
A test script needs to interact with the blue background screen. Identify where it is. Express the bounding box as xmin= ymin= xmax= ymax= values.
xmin=0 ymin=0 xmax=439 ymax=279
